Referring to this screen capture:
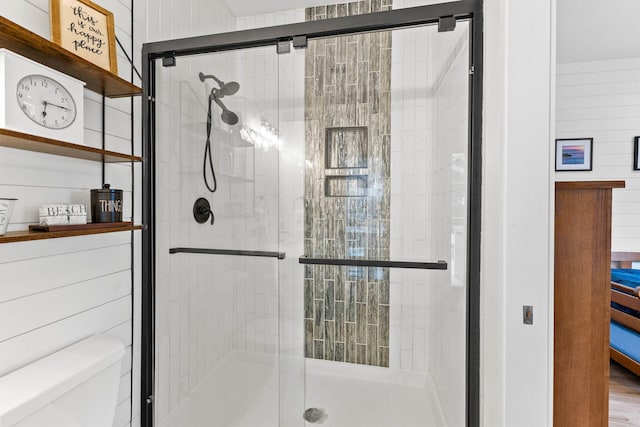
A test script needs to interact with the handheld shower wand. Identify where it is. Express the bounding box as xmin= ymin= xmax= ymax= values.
xmin=199 ymin=72 xmax=241 ymax=211
xmin=211 ymin=95 xmax=239 ymax=126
